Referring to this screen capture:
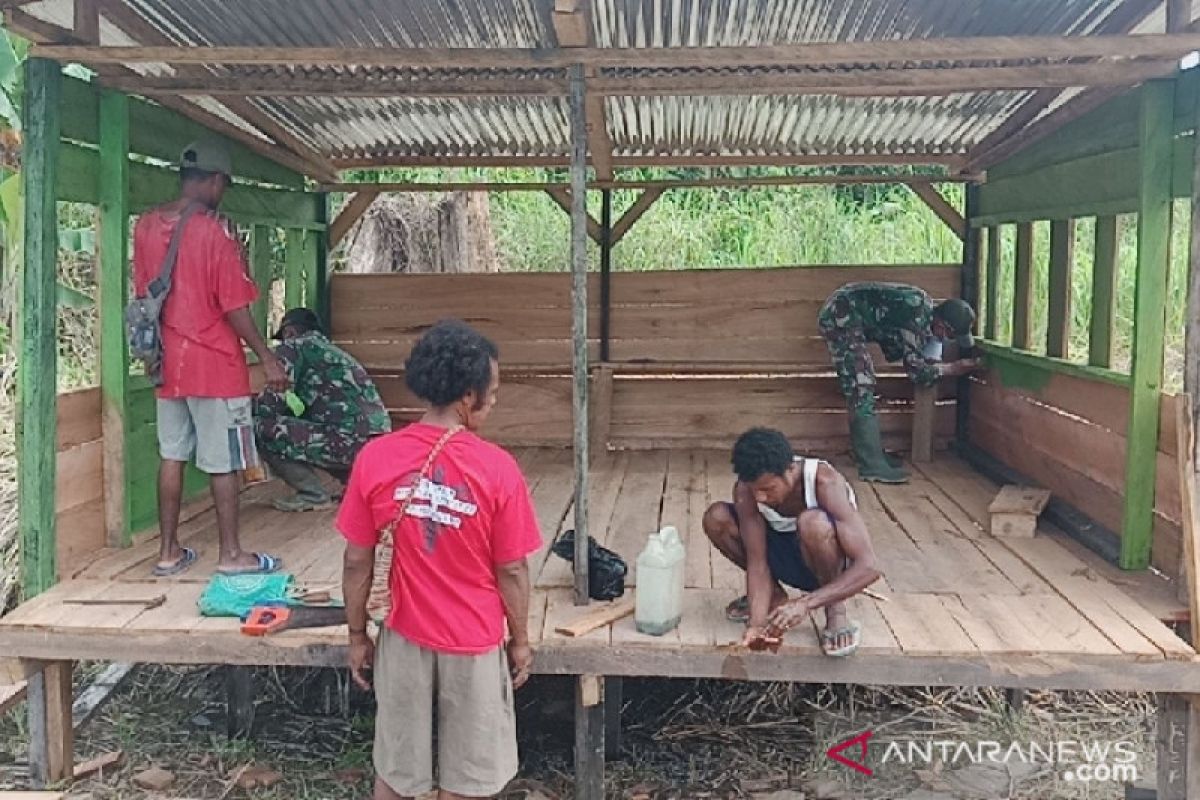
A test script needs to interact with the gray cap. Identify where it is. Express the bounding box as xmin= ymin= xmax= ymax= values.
xmin=180 ymin=140 xmax=232 ymax=177
xmin=933 ymin=298 xmax=976 ymax=350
